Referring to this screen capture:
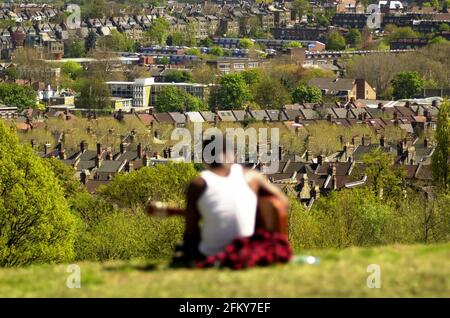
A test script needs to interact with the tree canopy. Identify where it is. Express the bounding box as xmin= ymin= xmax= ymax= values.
xmin=215 ymin=74 xmax=251 ymax=110
xmin=0 ymin=122 xmax=78 ymax=266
